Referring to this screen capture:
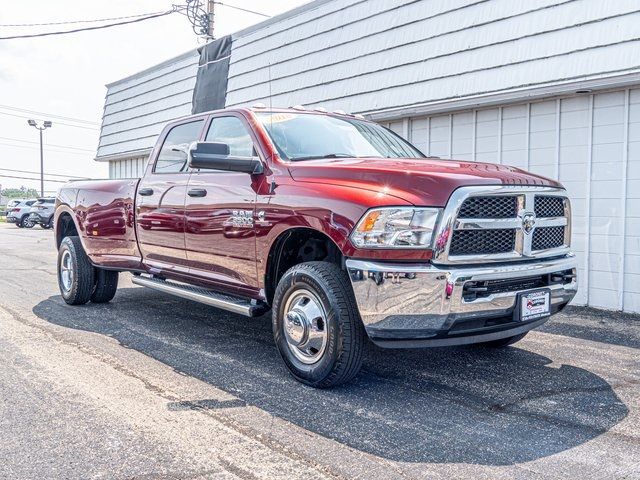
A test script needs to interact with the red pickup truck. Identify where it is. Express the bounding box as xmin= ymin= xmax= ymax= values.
xmin=54 ymin=106 xmax=577 ymax=387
